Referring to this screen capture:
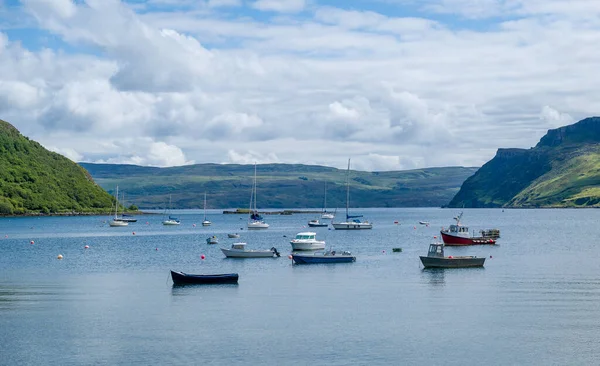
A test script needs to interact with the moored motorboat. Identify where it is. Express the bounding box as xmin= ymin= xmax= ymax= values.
xmin=291 ymin=250 xmax=356 ymax=264
xmin=206 ymin=236 xmax=219 ymax=244
xmin=115 ymin=214 xmax=137 ymax=223
xmin=440 ymin=212 xmax=498 ymax=246
xmin=307 ymin=219 xmax=328 ymax=227
xmin=419 ymin=237 xmax=485 ymax=268
xmin=170 ymin=270 xmax=239 ymax=285
xmin=290 ymin=232 xmax=326 ymax=251
xmin=228 ymin=233 xmax=241 ymax=239
xmin=221 ymin=243 xmax=280 ymax=258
